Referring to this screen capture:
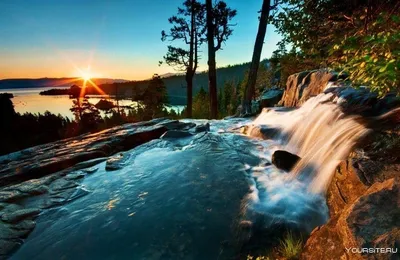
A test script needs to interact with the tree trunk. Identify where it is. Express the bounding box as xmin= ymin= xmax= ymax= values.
xmin=242 ymin=0 xmax=271 ymax=115
xmin=185 ymin=0 xmax=196 ymax=118
xmin=206 ymin=0 xmax=218 ymax=119
xmin=186 ymin=75 xmax=193 ymax=118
